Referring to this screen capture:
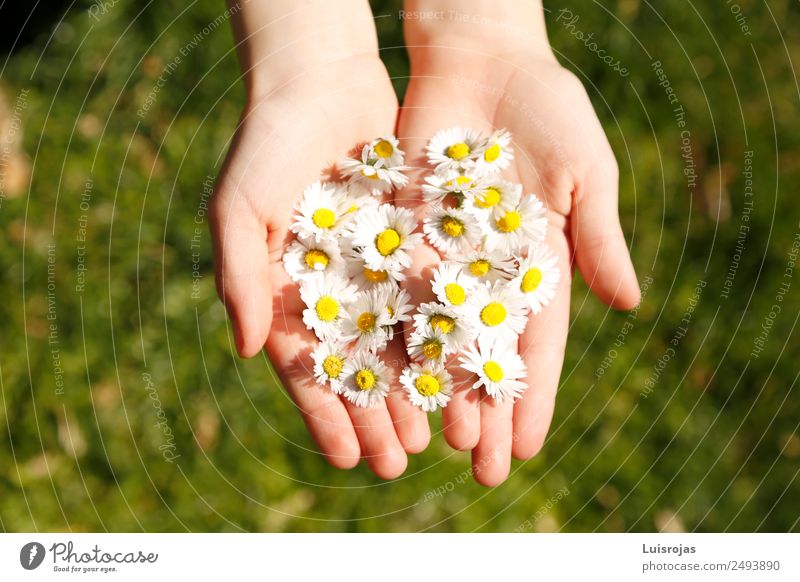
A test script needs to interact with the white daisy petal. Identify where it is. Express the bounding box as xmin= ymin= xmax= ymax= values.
xmin=400 ymin=362 xmax=453 ymax=412
xmin=282 ymin=235 xmax=345 ymax=283
xmin=511 ymin=244 xmax=561 ymax=314
xmin=459 ymin=340 xmax=528 ymax=403
xmin=341 ymin=351 xmax=390 ymax=407
xmin=465 ymin=280 xmax=529 ymax=345
xmin=421 ymin=172 xmax=483 ymax=205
